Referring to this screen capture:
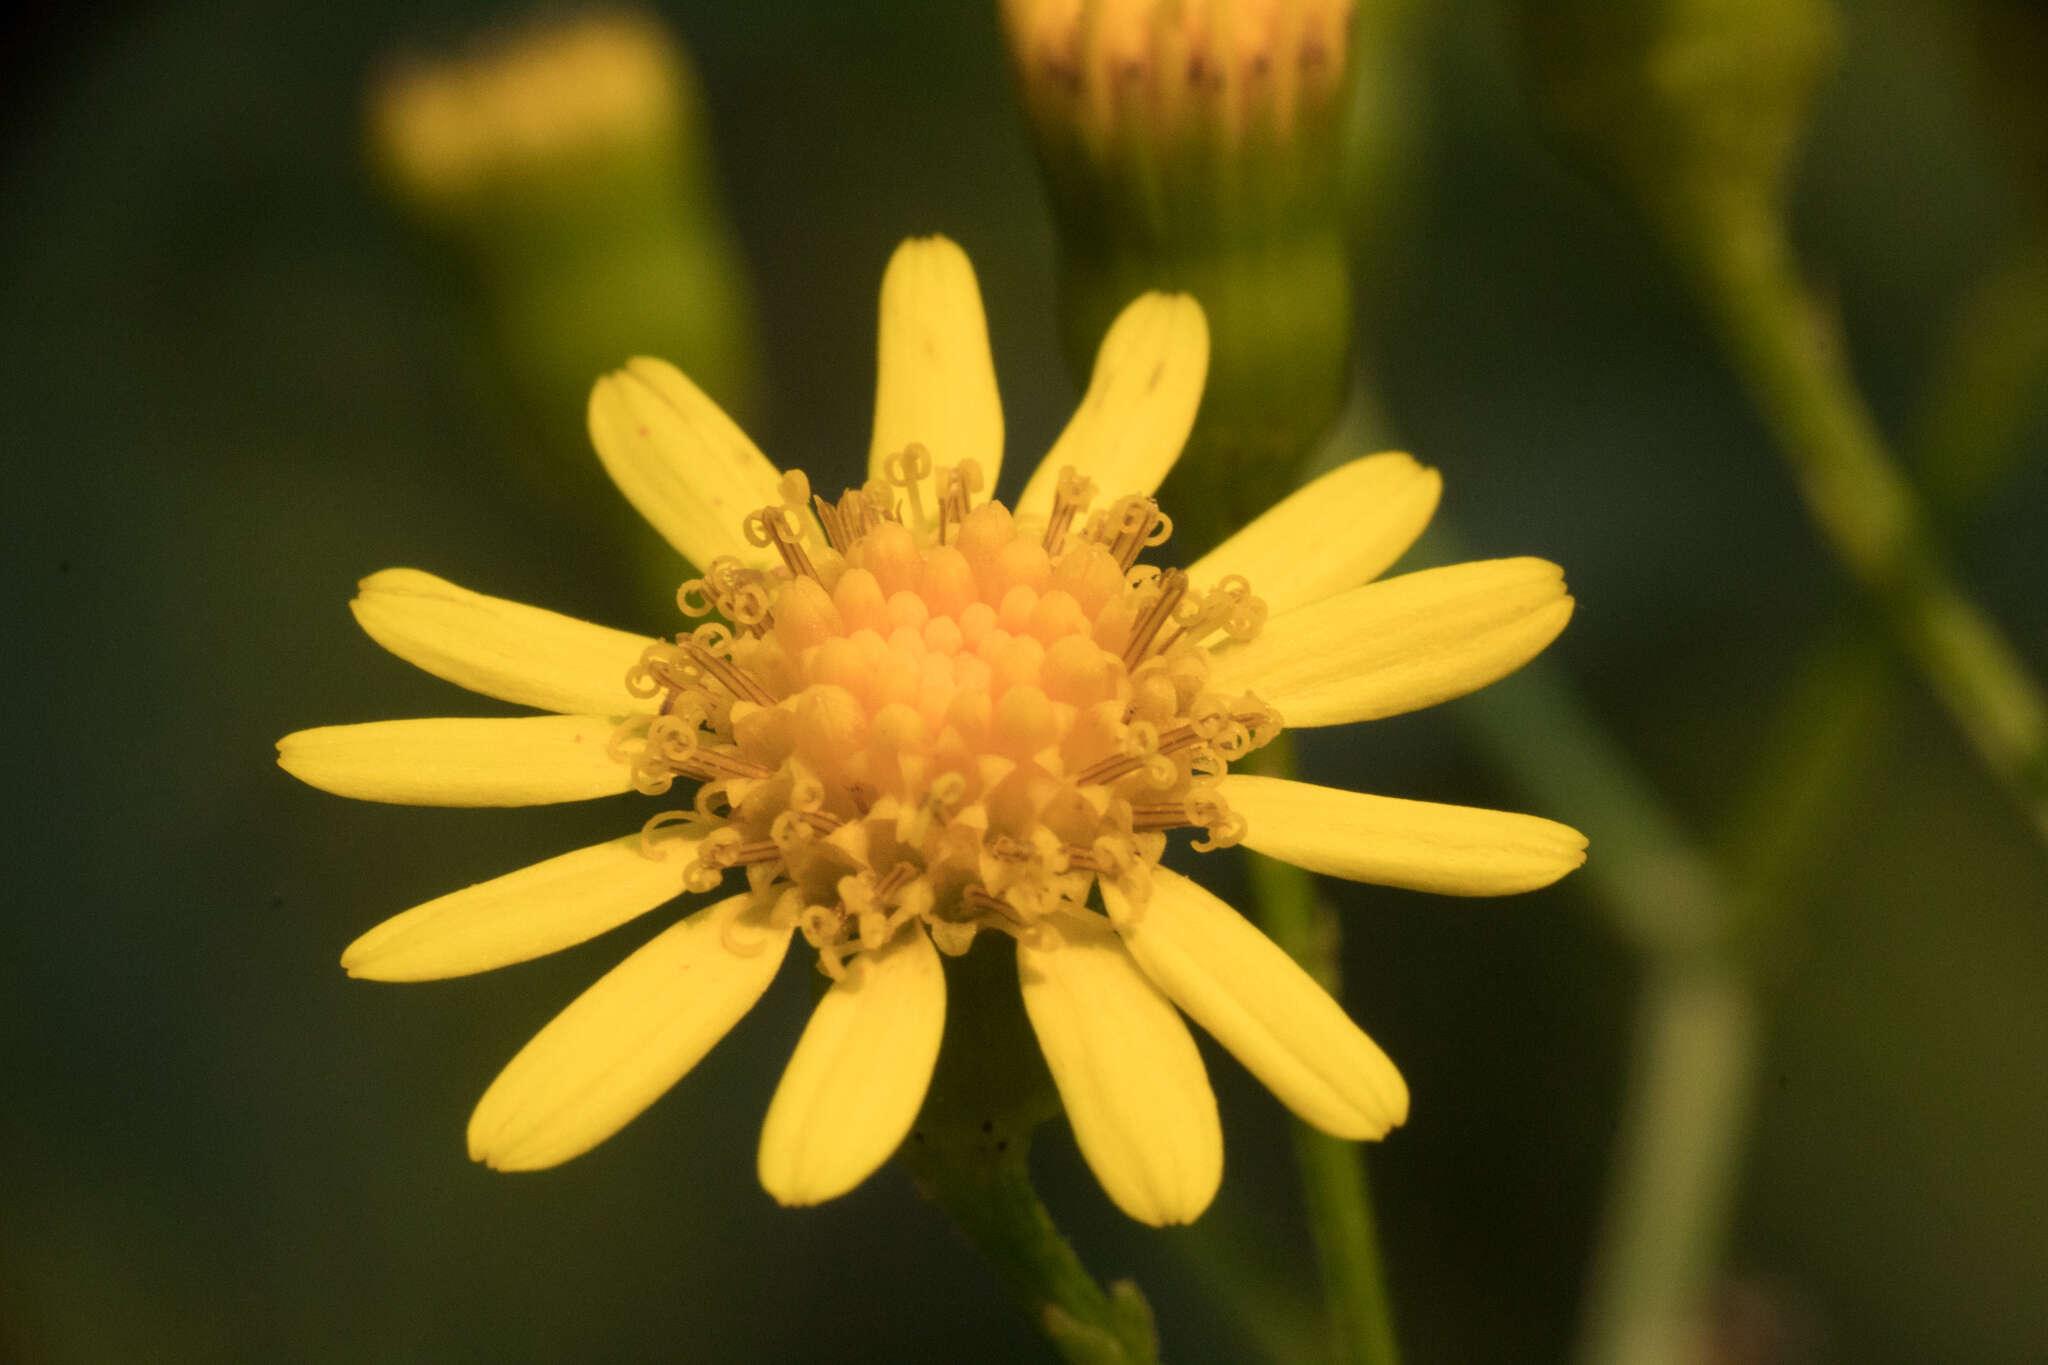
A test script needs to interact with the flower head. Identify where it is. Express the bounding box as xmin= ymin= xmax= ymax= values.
xmin=279 ymin=236 xmax=1584 ymax=1225
xmin=369 ymin=9 xmax=701 ymax=212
